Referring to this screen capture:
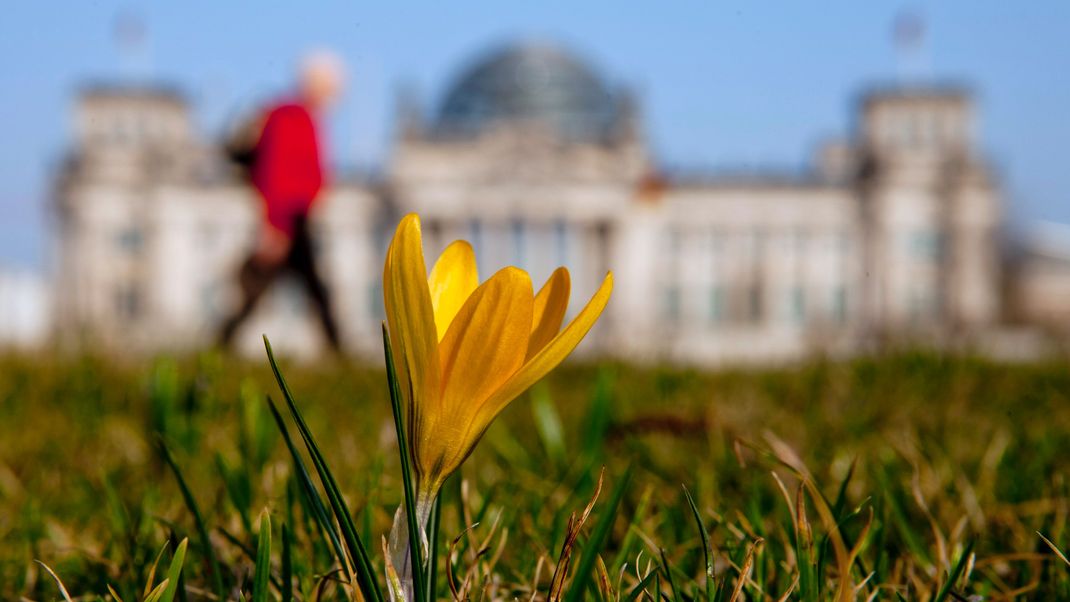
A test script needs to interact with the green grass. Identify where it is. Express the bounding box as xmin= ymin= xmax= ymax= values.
xmin=1 ymin=350 xmax=1069 ymax=600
